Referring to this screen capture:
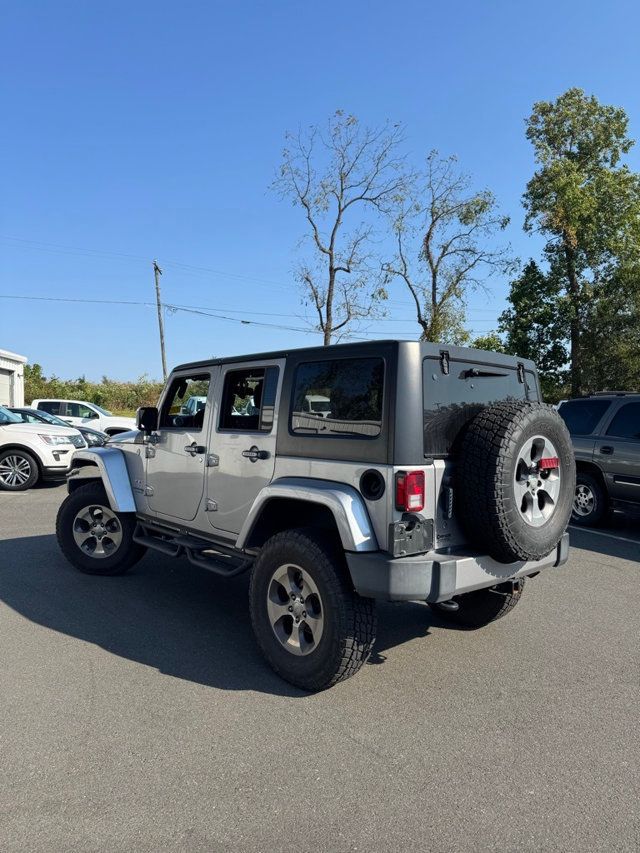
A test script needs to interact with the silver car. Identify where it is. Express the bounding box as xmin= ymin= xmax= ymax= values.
xmin=56 ymin=341 xmax=575 ymax=691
